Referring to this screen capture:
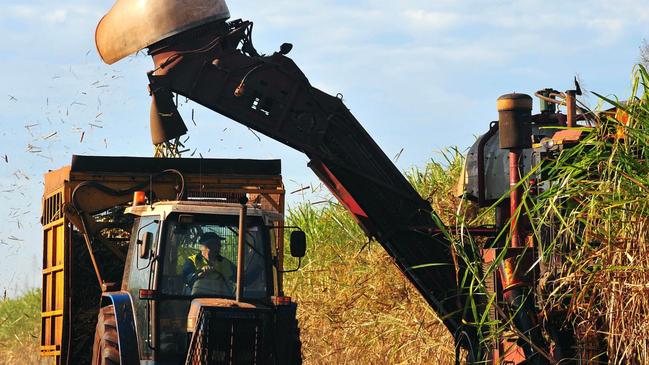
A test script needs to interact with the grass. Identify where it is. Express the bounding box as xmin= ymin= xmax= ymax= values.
xmin=527 ymin=65 xmax=649 ymax=364
xmin=284 ymin=150 xmax=467 ymax=365
xmin=0 ymin=289 xmax=51 ymax=365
